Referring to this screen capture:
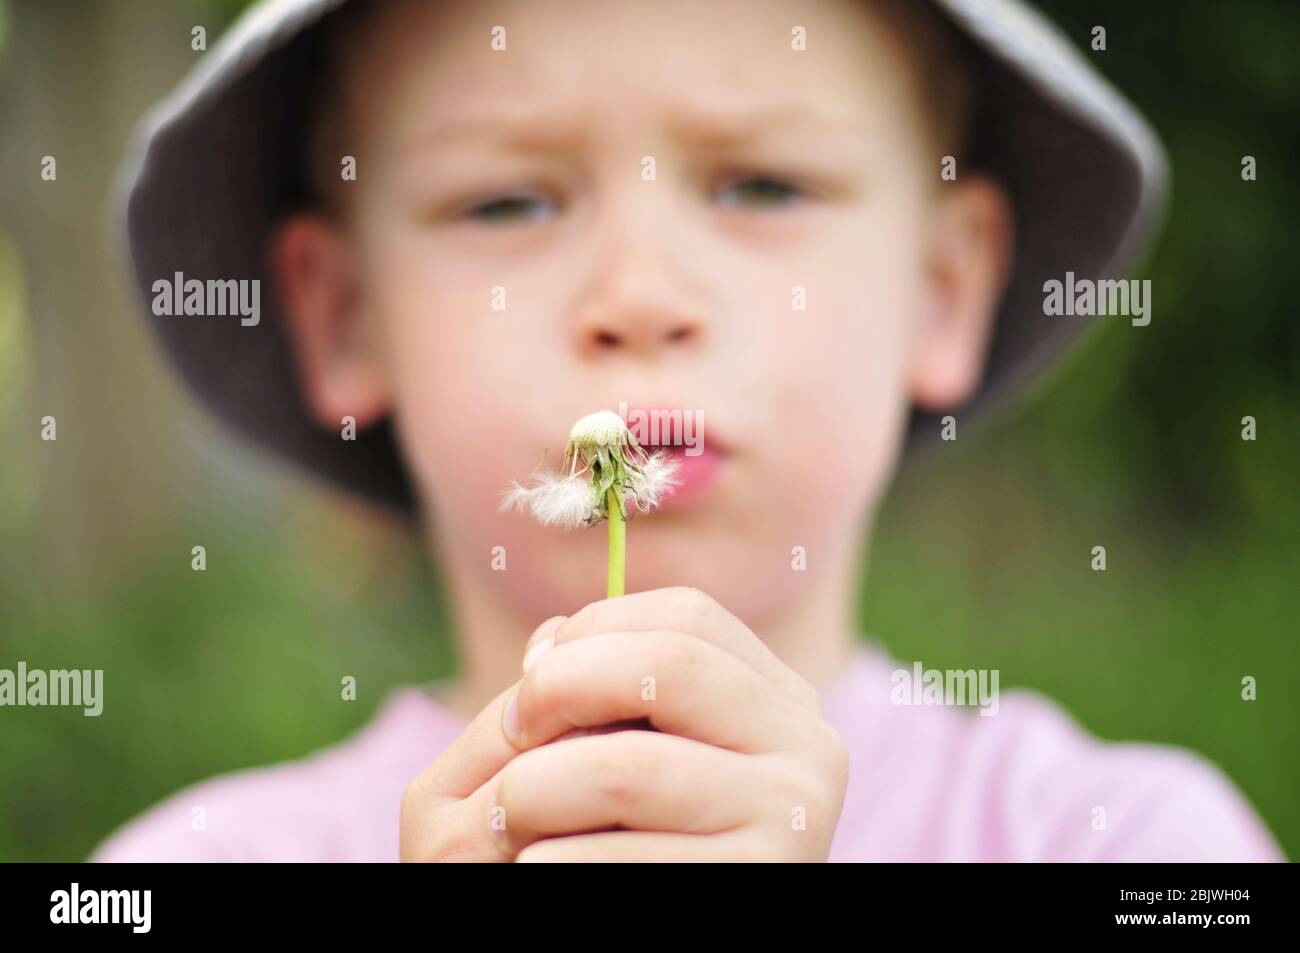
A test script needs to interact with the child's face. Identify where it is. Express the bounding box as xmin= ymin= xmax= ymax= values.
xmin=278 ymin=0 xmax=1008 ymax=623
